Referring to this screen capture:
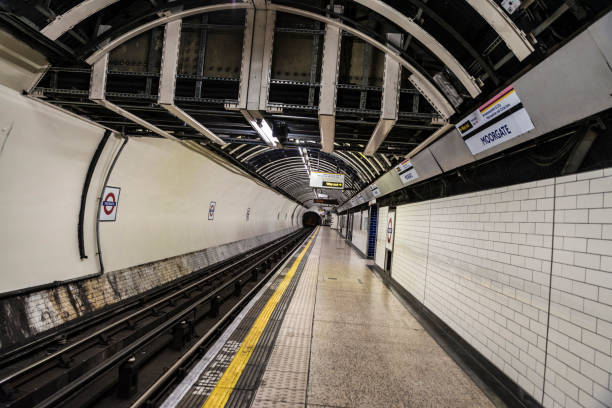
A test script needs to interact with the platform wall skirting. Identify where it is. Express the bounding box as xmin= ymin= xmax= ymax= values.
xmin=391 ymin=168 xmax=612 ymax=408
xmin=0 ymin=227 xmax=300 ymax=351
